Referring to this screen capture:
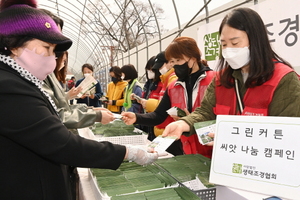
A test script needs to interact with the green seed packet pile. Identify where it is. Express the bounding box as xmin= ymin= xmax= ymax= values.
xmin=110 ymin=187 xmax=199 ymax=200
xmin=96 ymin=175 xmax=136 ymax=196
xmin=91 ymin=162 xmax=164 ymax=197
xmin=145 ymin=164 xmax=178 ymax=186
xmin=174 ymin=187 xmax=201 ymax=200
xmin=92 ymin=120 xmax=138 ymax=136
xmin=111 ymin=192 xmax=145 ymax=200
xmin=155 ymin=154 xmax=214 ymax=188
xmin=122 ymin=166 xmax=164 ymax=191
xmin=91 ymin=154 xmax=214 ymax=199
